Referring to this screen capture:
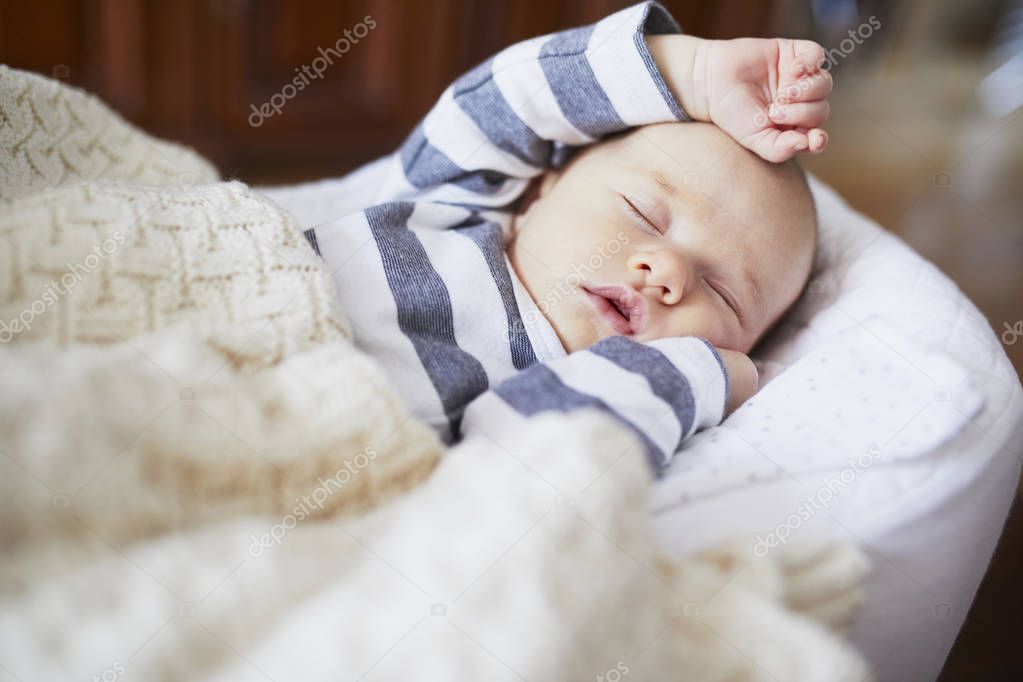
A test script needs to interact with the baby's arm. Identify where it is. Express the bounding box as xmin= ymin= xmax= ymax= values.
xmin=377 ymin=1 xmax=832 ymax=208
xmin=461 ymin=336 xmax=755 ymax=474
xmin=376 ymin=2 xmax=686 ymax=207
